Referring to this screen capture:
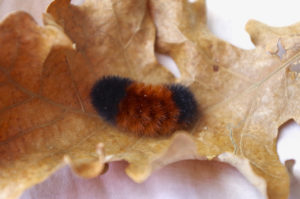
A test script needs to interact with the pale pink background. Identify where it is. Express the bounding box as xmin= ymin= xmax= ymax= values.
xmin=0 ymin=0 xmax=299 ymax=198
